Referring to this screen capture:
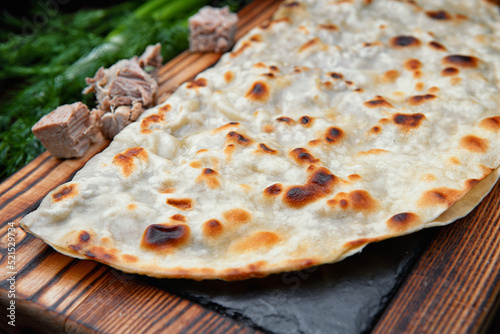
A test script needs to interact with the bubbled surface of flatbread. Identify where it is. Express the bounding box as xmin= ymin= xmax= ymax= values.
xmin=22 ymin=0 xmax=500 ymax=280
